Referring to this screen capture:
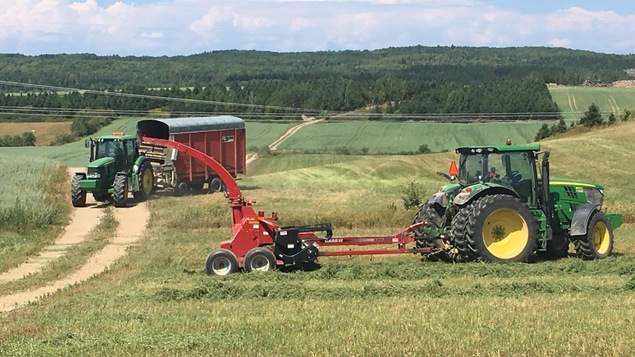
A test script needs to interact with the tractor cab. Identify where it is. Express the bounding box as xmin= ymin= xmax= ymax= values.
xmin=87 ymin=133 xmax=139 ymax=172
xmin=455 ymin=142 xmax=541 ymax=205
